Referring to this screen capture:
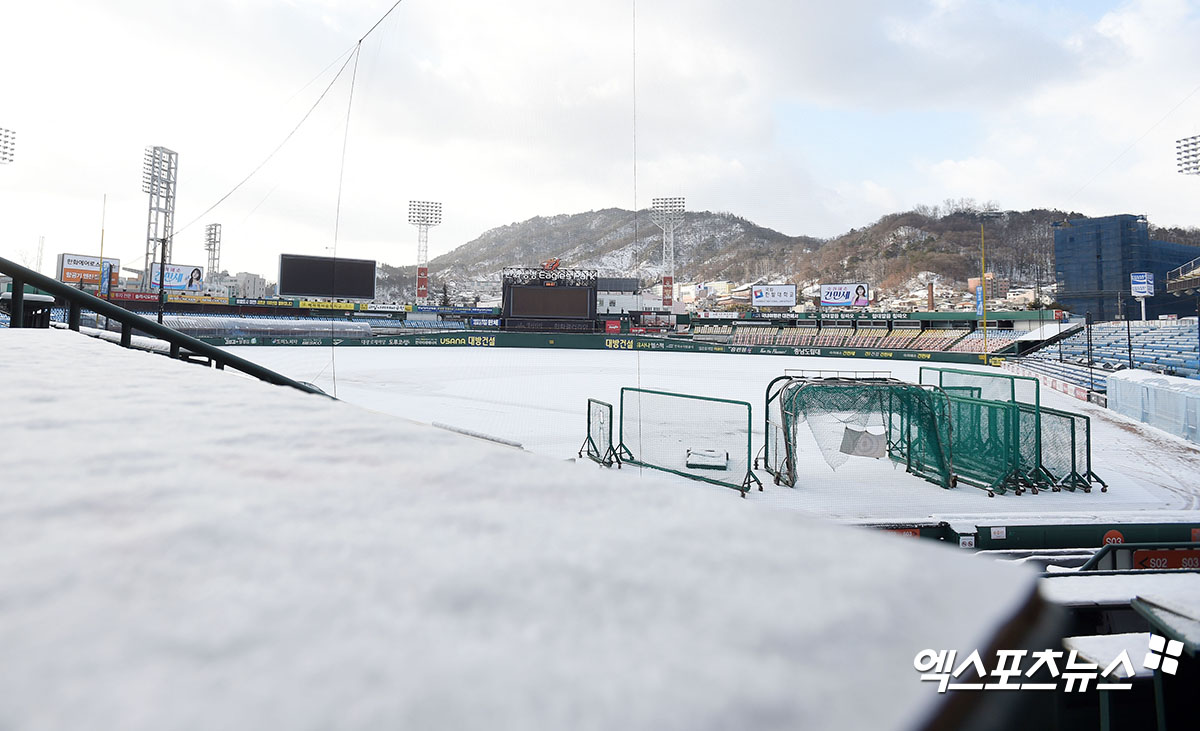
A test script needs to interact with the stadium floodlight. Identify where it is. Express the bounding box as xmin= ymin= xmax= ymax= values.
xmin=1178 ymin=134 xmax=1200 ymax=175
xmin=408 ymin=200 xmax=442 ymax=305
xmin=204 ymin=223 xmax=222 ymax=278
xmin=0 ymin=128 xmax=15 ymax=164
xmin=650 ymin=197 xmax=685 ymax=309
xmin=142 ymin=146 xmax=178 ymax=291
